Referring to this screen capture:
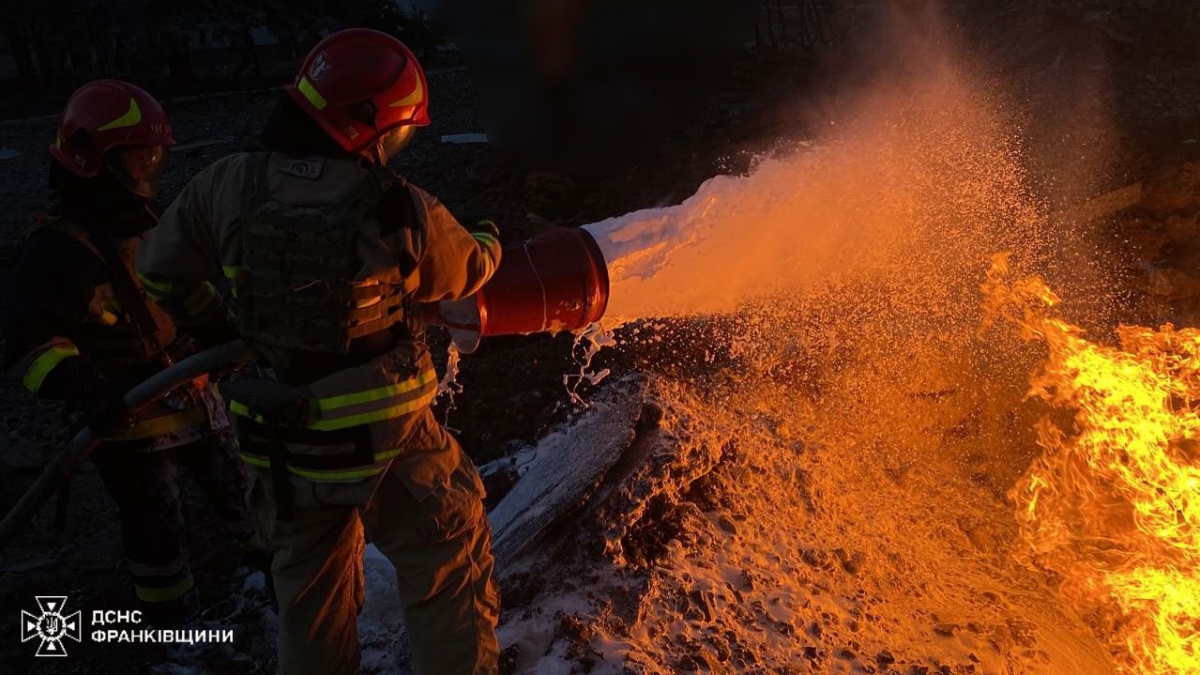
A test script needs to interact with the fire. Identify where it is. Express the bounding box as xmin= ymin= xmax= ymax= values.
xmin=984 ymin=253 xmax=1200 ymax=674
